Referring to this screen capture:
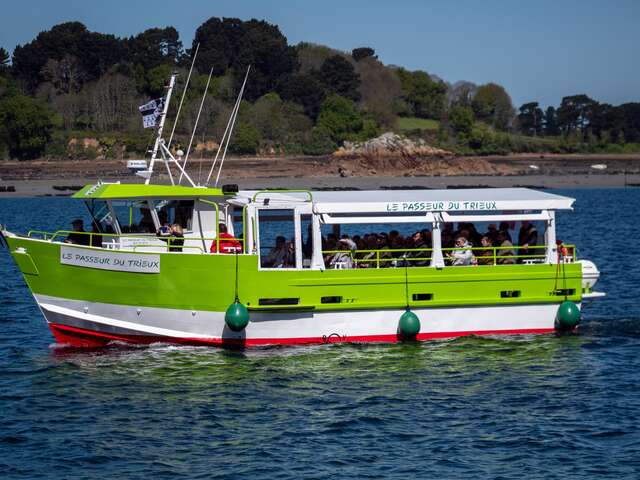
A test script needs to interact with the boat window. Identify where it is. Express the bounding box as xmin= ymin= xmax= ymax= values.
xmin=84 ymin=200 xmax=116 ymax=234
xmin=111 ymin=200 xmax=156 ymax=234
xmin=320 ymin=221 xmax=432 ymax=269
xmin=258 ymin=209 xmax=296 ymax=269
xmin=301 ymin=214 xmax=313 ymax=268
xmin=441 ymin=218 xmax=547 ymax=266
xmin=153 ymin=200 xmax=194 ymax=230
